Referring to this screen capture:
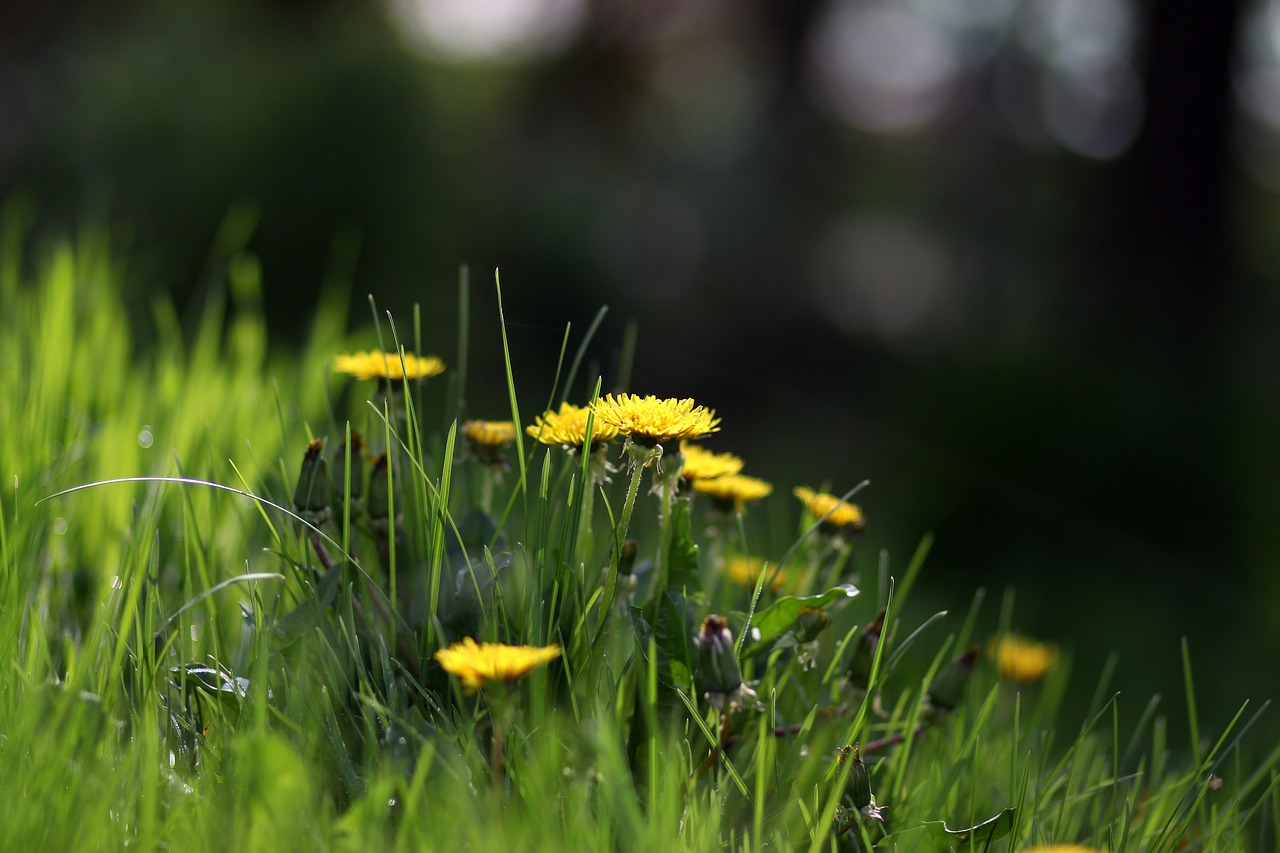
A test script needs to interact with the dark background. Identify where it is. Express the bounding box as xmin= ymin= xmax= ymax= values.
xmin=4 ymin=0 xmax=1279 ymax=742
